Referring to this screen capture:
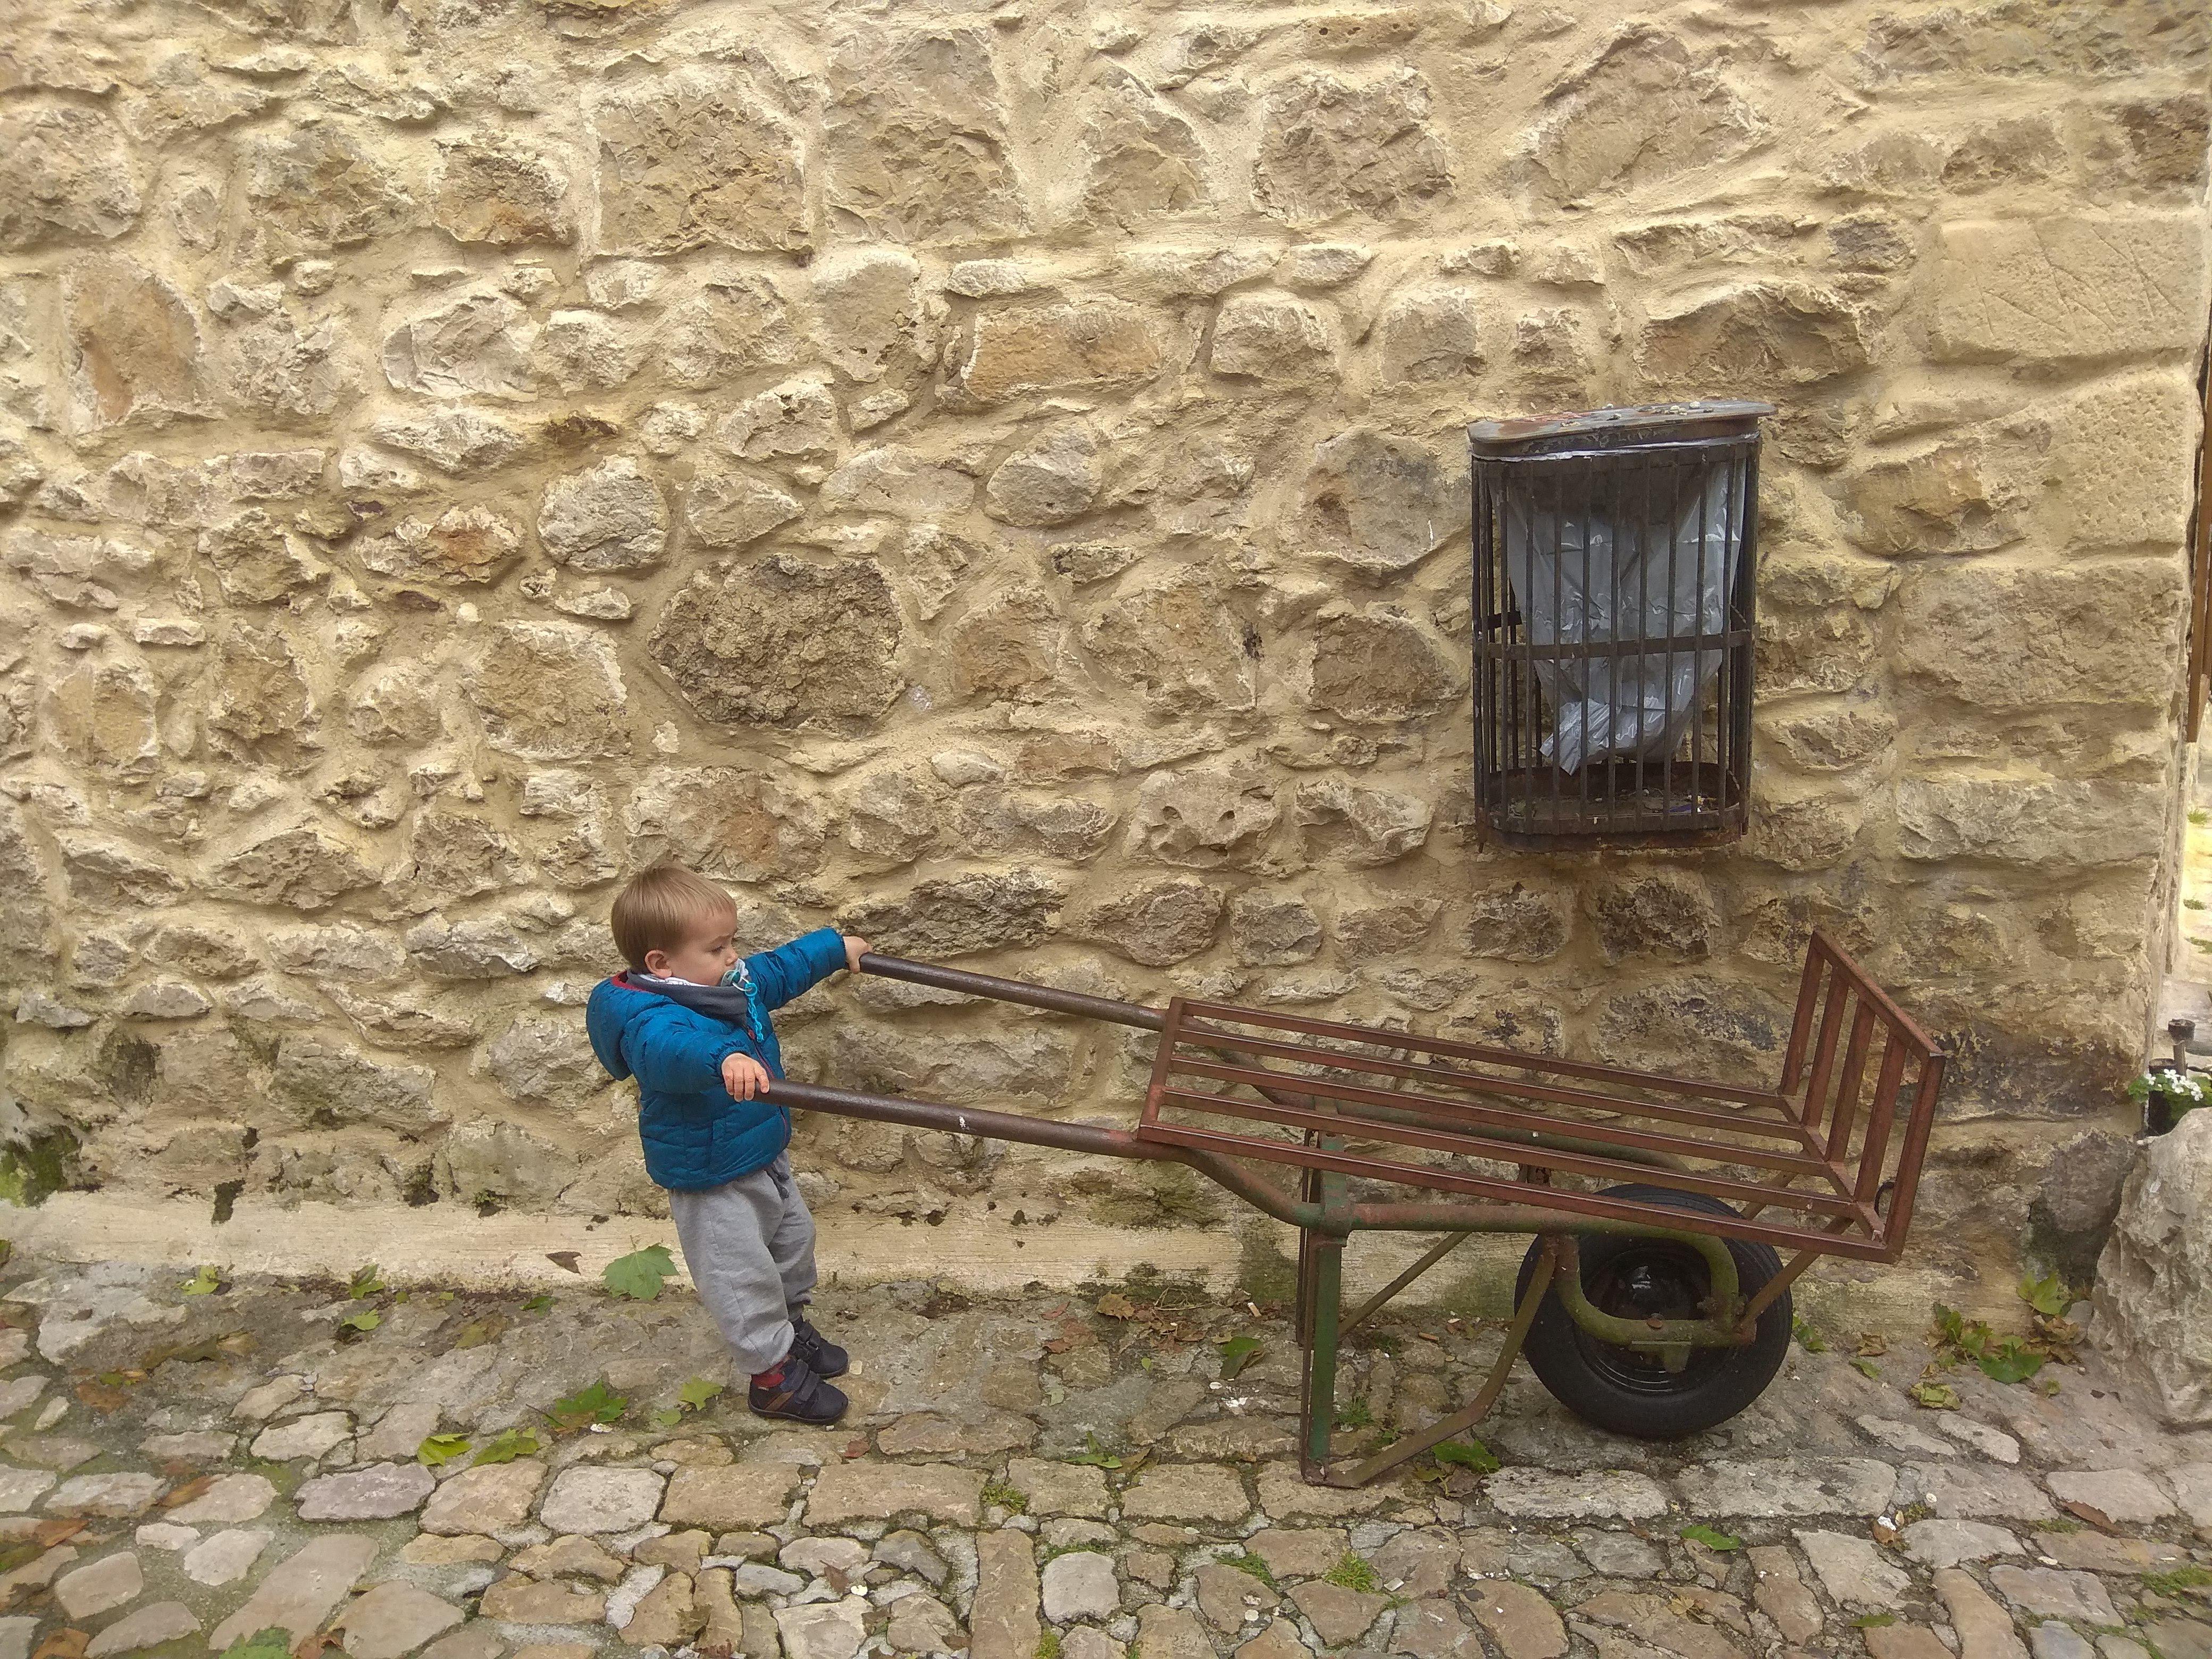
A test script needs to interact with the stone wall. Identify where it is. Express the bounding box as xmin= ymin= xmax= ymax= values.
xmin=1 ymin=0 xmax=2208 ymax=1282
